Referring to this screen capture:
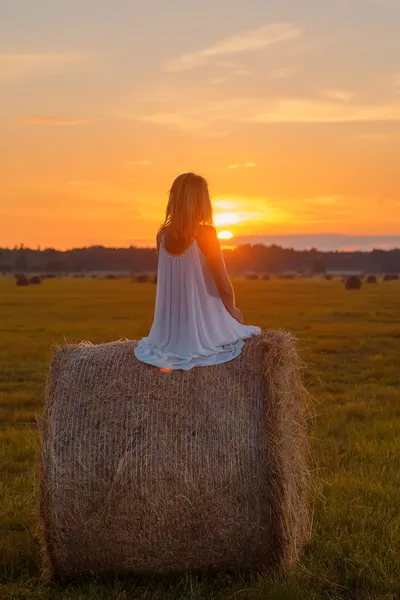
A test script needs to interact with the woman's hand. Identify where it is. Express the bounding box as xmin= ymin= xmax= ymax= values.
xmin=230 ymin=307 xmax=244 ymax=324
